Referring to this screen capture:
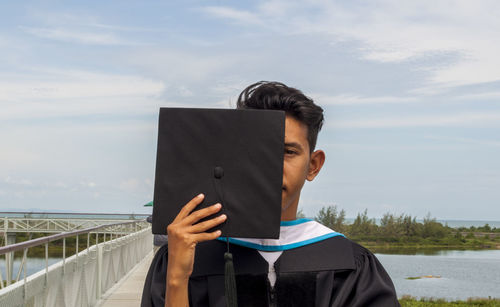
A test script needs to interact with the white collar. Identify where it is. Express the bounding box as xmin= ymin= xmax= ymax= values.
xmin=218 ymin=218 xmax=344 ymax=251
